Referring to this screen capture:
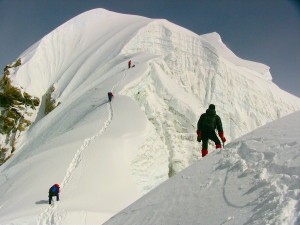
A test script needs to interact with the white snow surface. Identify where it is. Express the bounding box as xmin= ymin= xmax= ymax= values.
xmin=0 ymin=8 xmax=300 ymax=225
xmin=104 ymin=111 xmax=300 ymax=225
